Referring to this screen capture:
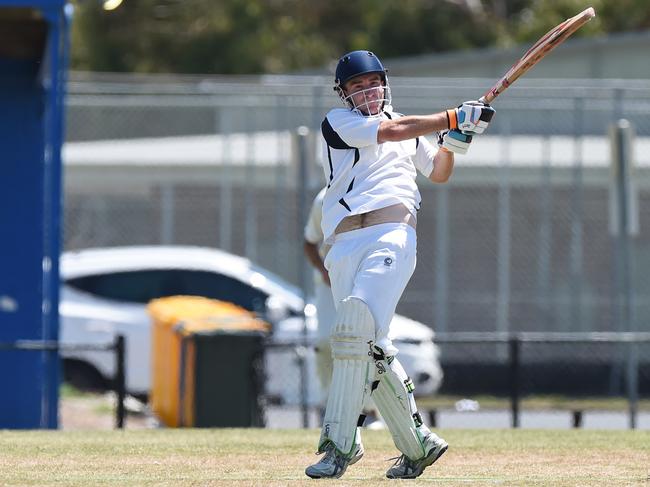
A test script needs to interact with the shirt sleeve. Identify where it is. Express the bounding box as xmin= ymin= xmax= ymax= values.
xmin=304 ymin=189 xmax=325 ymax=244
xmin=413 ymin=134 xmax=437 ymax=177
xmin=323 ymin=109 xmax=382 ymax=149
